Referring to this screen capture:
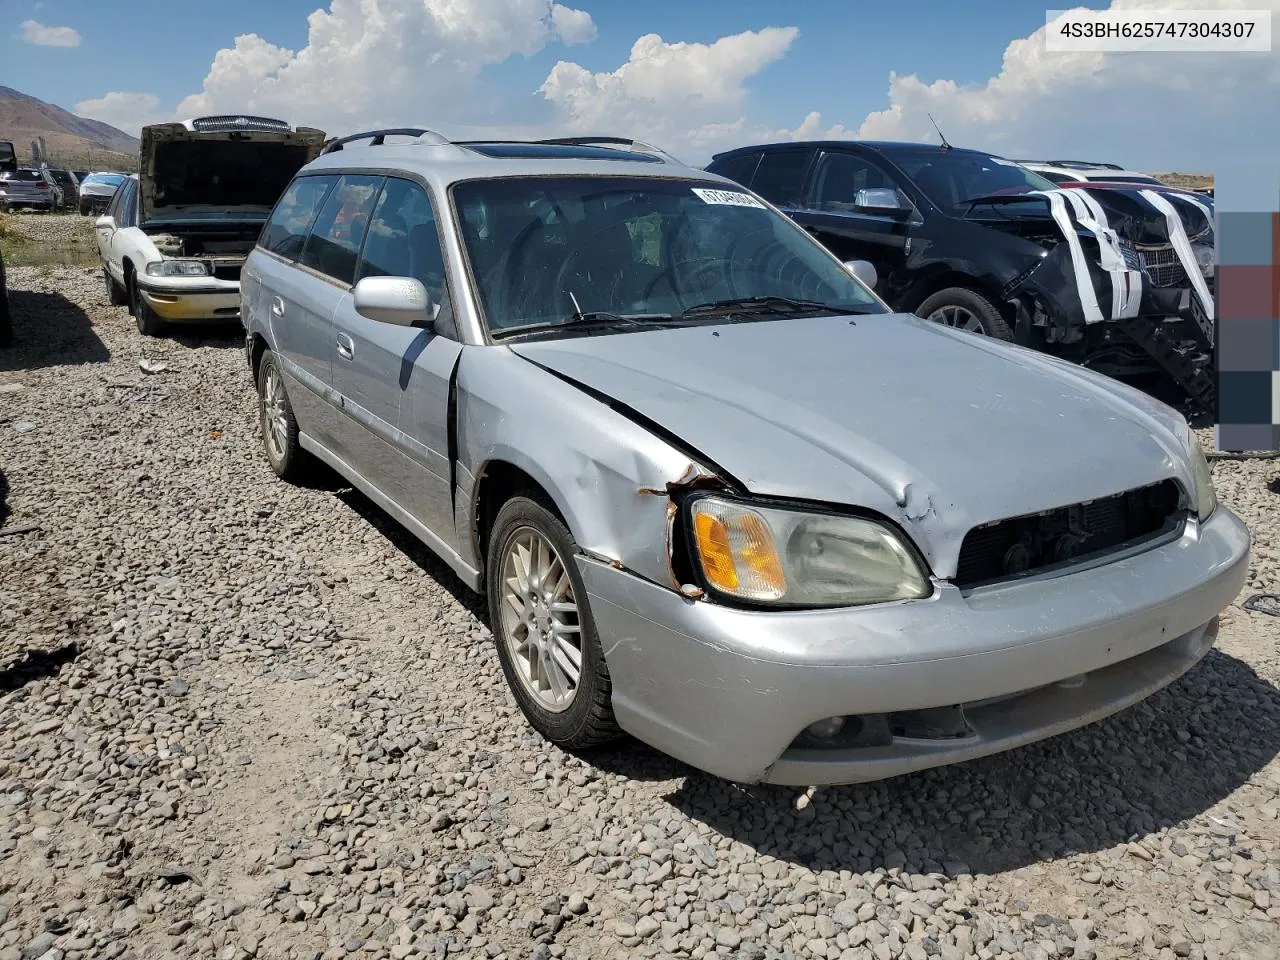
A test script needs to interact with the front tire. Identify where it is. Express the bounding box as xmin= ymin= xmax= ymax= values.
xmin=486 ymin=496 xmax=620 ymax=750
xmin=129 ymin=274 xmax=164 ymax=337
xmin=917 ymin=286 xmax=1013 ymax=340
xmin=257 ymin=350 xmax=310 ymax=483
